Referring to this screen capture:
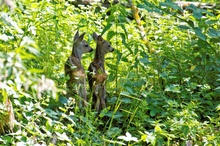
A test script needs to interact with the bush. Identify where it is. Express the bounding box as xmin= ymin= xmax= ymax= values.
xmin=0 ymin=0 xmax=220 ymax=145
